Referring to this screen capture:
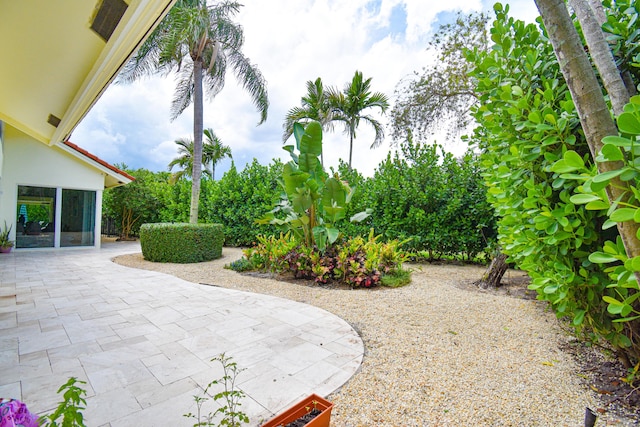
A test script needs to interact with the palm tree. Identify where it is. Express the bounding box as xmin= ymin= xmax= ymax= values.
xmin=203 ymin=128 xmax=232 ymax=179
xmin=119 ymin=0 xmax=268 ymax=223
xmin=328 ymin=71 xmax=390 ymax=169
xmin=168 ymin=128 xmax=232 ymax=183
xmin=282 ymin=77 xmax=334 ymax=142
